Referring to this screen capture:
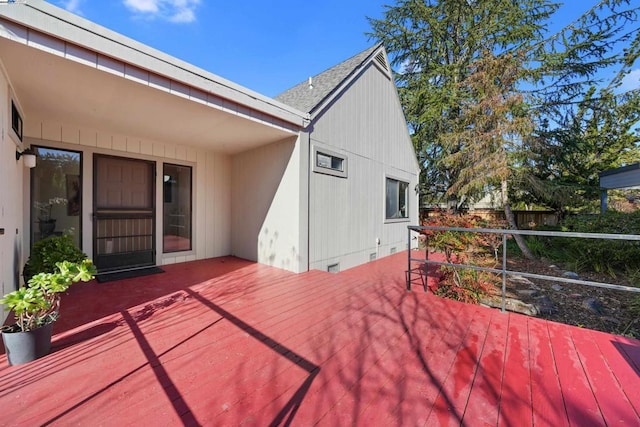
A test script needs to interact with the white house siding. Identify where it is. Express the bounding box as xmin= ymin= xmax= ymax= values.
xmin=308 ymin=62 xmax=419 ymax=272
xmin=231 ymin=135 xmax=306 ymax=273
xmin=0 ymin=66 xmax=27 ymax=322
xmin=20 ymin=115 xmax=232 ymax=269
